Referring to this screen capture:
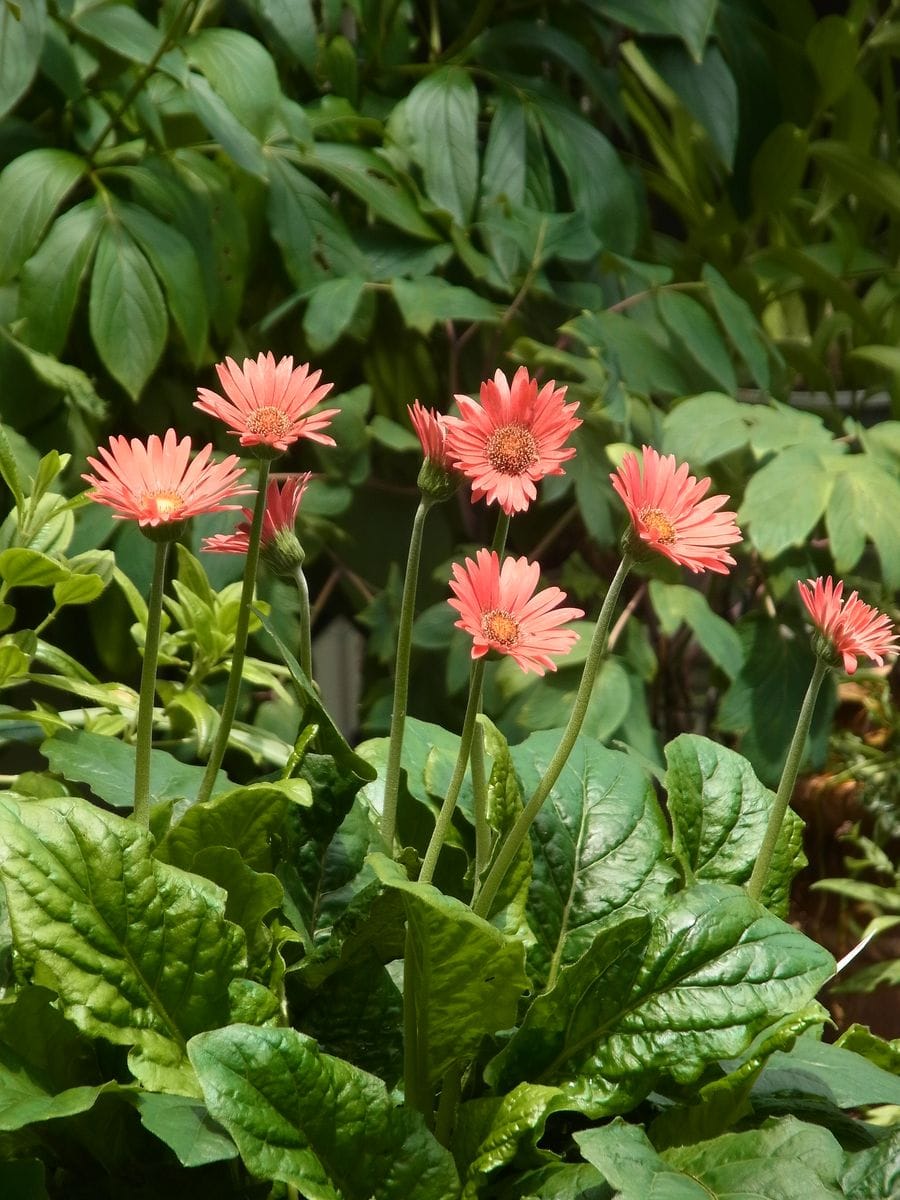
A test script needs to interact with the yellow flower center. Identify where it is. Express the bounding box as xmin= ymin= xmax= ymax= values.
xmin=641 ymin=507 xmax=676 ymax=544
xmin=144 ymin=490 xmax=184 ymax=520
xmin=482 ymin=608 xmax=520 ymax=647
xmin=485 ymin=424 xmax=538 ymax=475
xmin=246 ymin=407 xmax=292 ymax=441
